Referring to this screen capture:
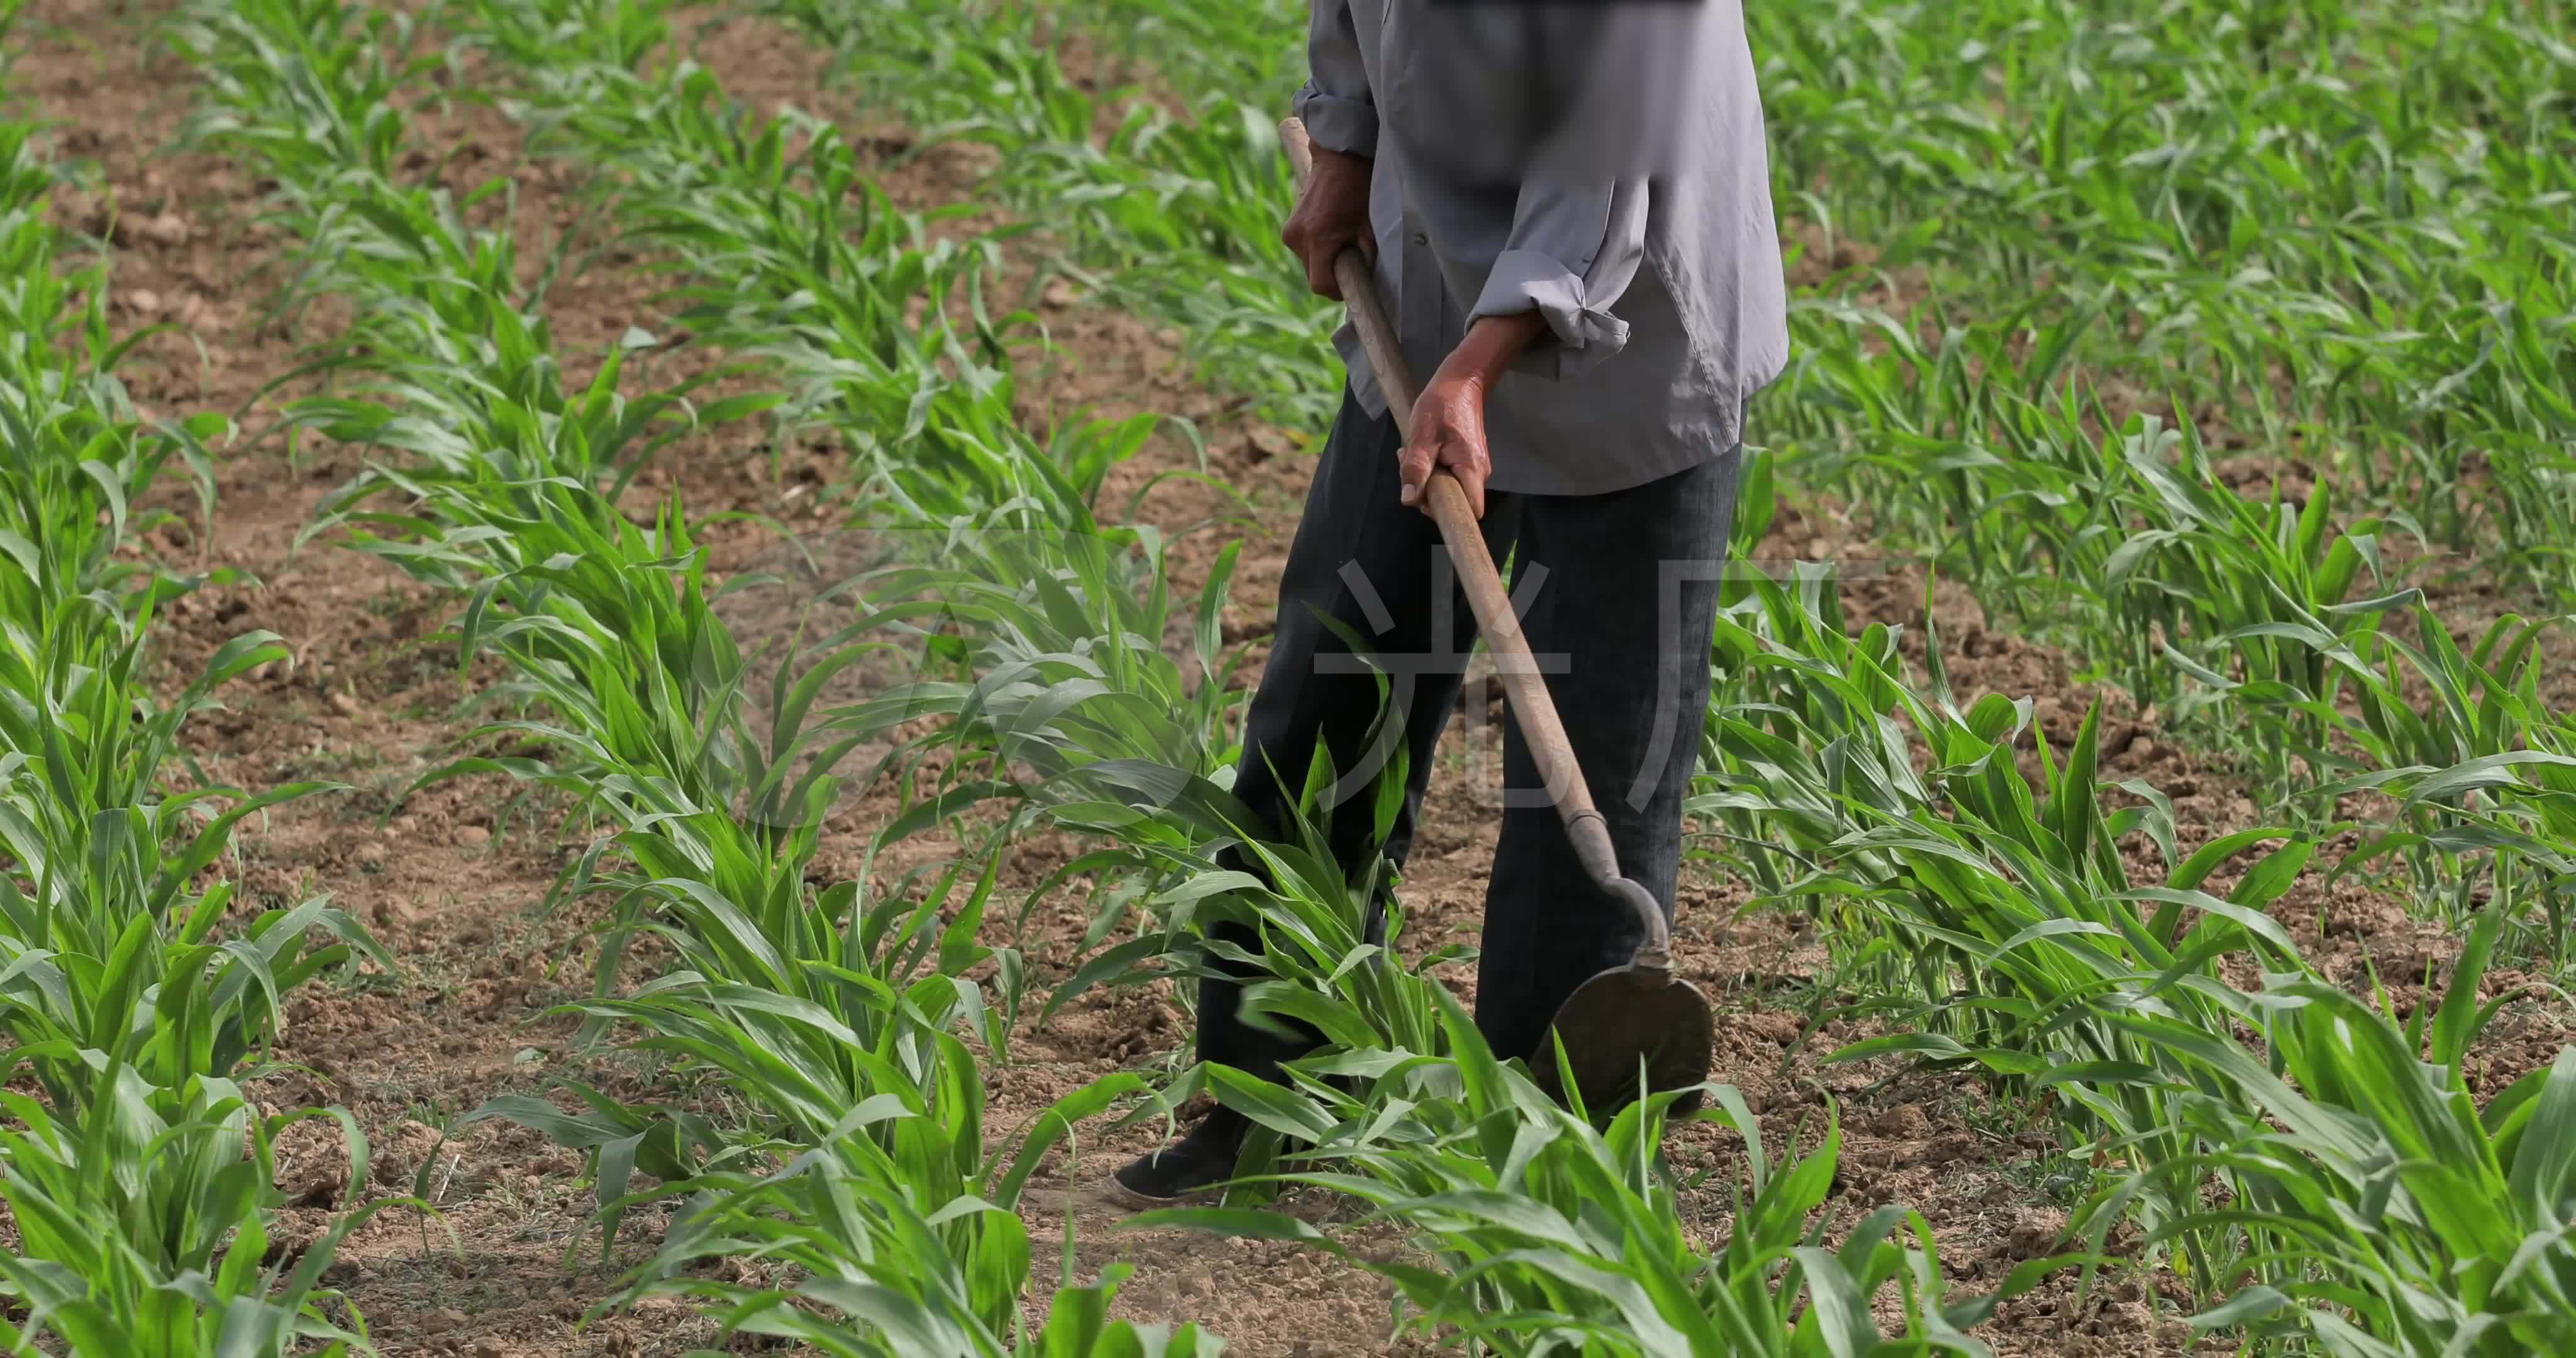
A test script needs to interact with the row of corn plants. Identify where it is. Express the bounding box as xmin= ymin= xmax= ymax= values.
xmin=2080 ymin=904 xmax=2576 ymax=1355
xmin=417 ymin=0 xmax=2070 ymax=1350
xmin=449 ymin=0 xmax=1260 ymax=998
xmin=169 ymin=0 xmax=1218 ymax=1350
xmin=0 ymin=10 xmax=394 ymax=1351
